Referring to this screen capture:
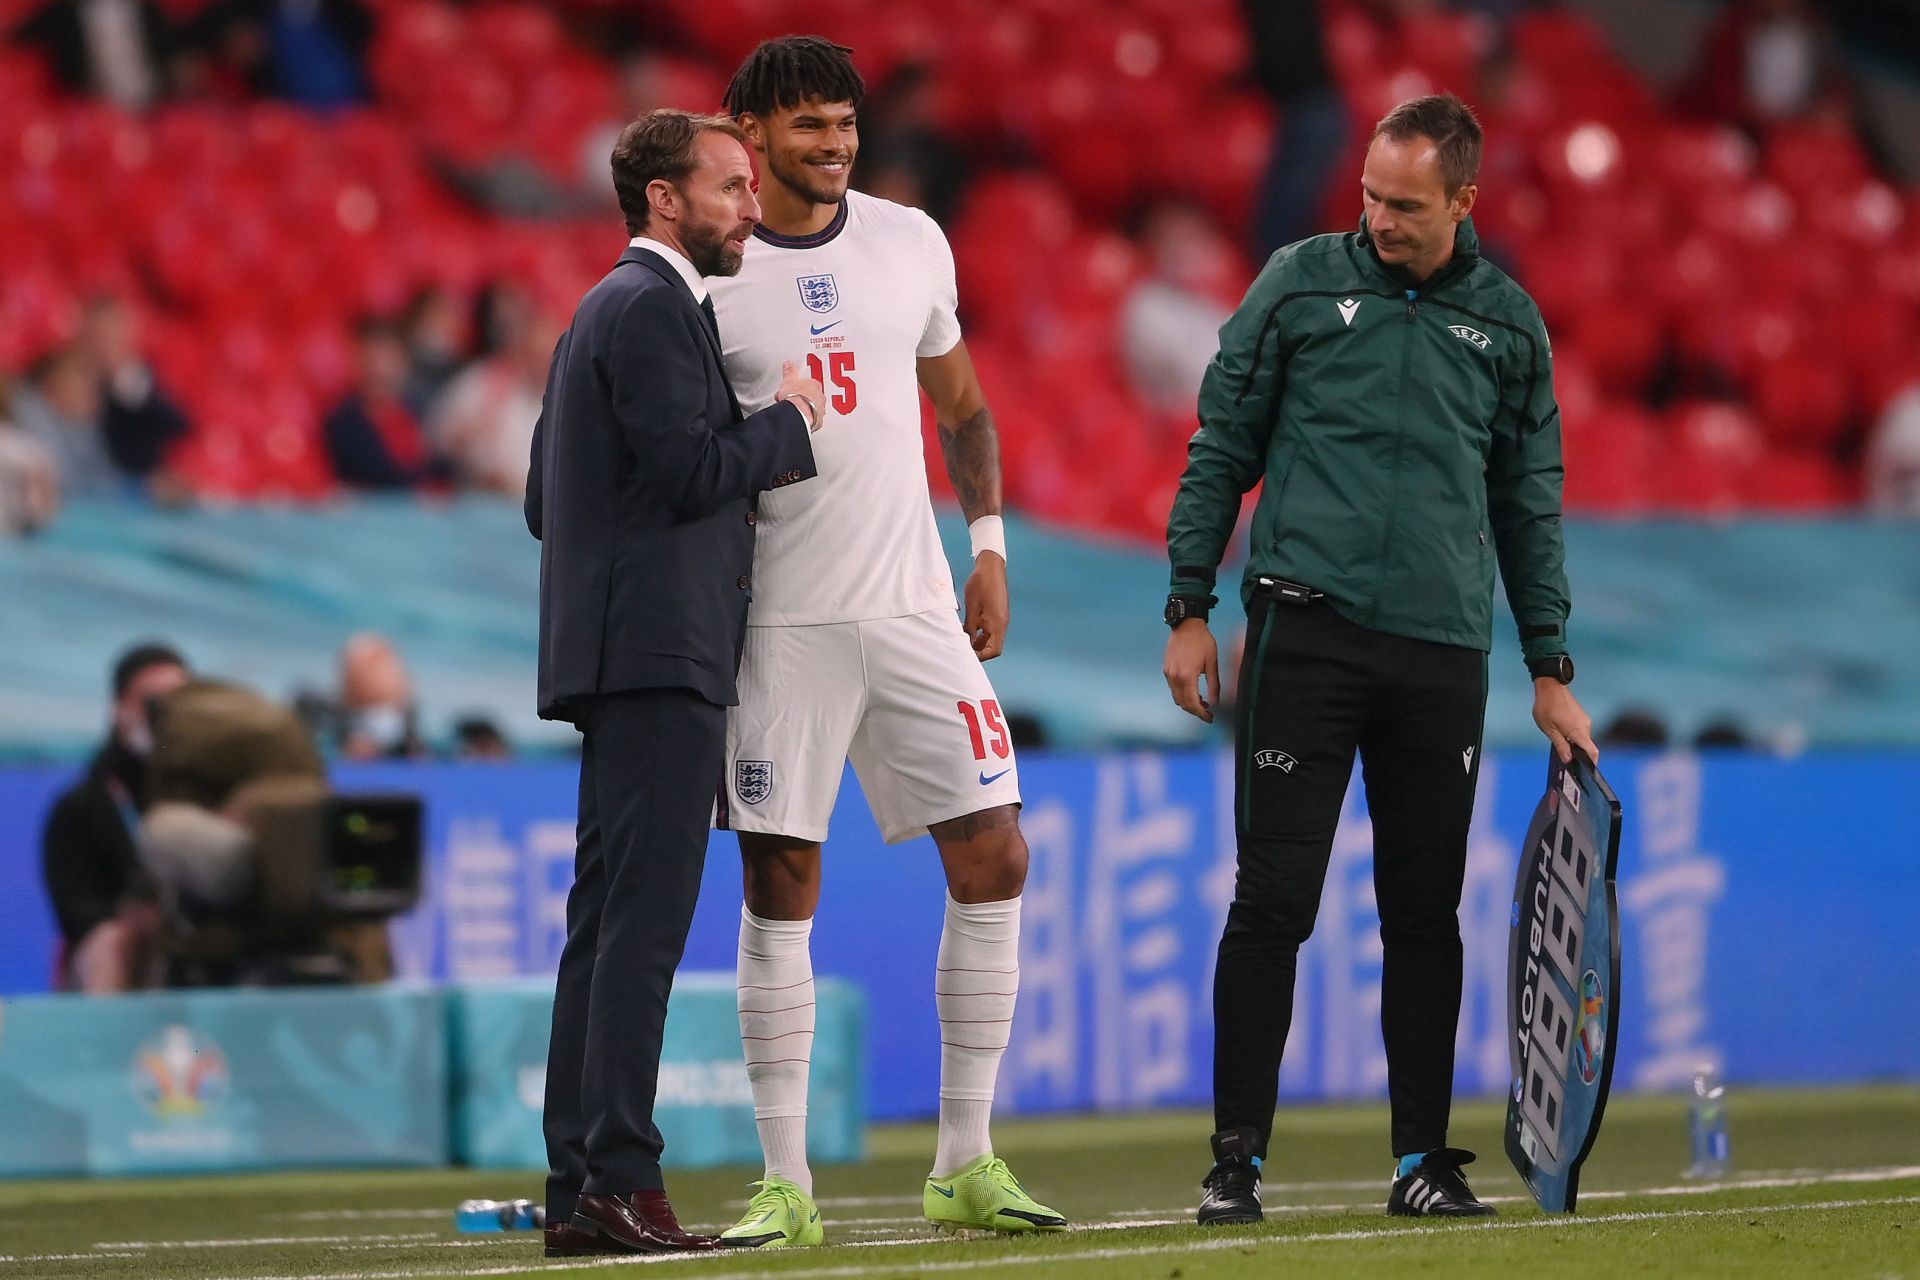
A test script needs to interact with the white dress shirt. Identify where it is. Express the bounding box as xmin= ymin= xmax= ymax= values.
xmin=629 ymin=235 xmax=707 ymax=303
